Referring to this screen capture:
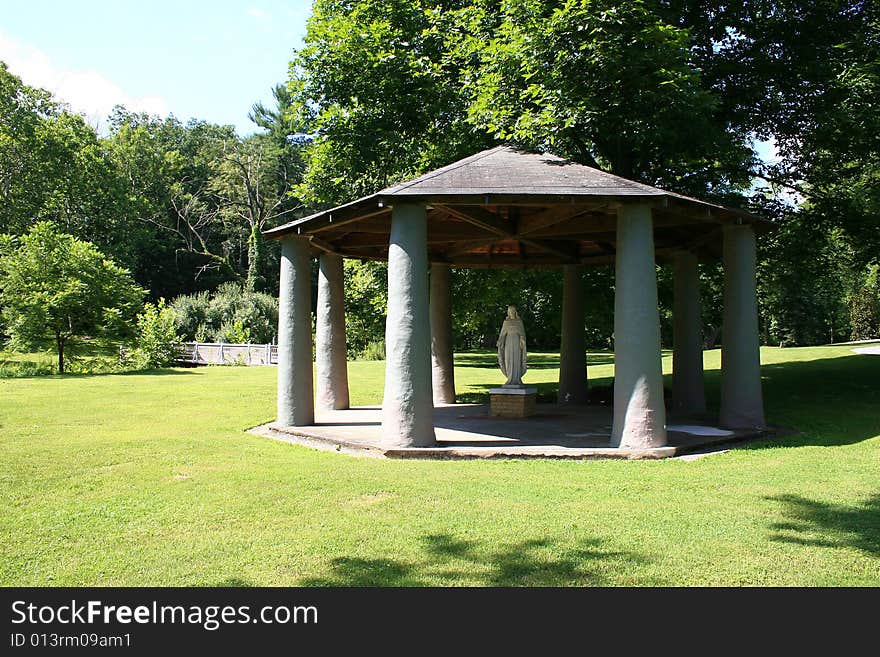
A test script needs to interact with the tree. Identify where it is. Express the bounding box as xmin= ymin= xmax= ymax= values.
xmin=849 ymin=264 xmax=880 ymax=341
xmin=0 ymin=222 xmax=145 ymax=373
xmin=133 ymin=298 xmax=182 ymax=369
xmin=465 ymin=0 xmax=754 ymax=193
xmin=208 ymin=134 xmax=302 ymax=292
xmin=107 ymin=107 xmax=305 ymax=296
xmin=288 ymin=0 xmax=496 ymax=207
xmin=0 ymin=63 xmax=135 ymax=264
xmin=674 ymin=1 xmax=880 ymax=258
xmin=757 ymin=210 xmax=857 ymax=346
xmin=0 ymin=62 xmax=57 ymax=233
xmin=105 ymin=109 xmax=241 ymax=293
